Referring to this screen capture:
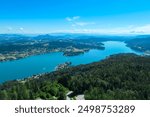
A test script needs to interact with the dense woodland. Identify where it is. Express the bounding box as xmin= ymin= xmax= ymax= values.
xmin=0 ymin=53 xmax=150 ymax=100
